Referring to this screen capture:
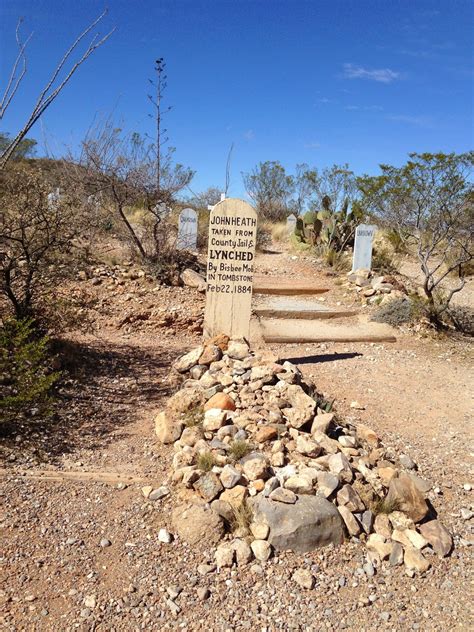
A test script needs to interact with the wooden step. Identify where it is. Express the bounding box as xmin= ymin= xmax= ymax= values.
xmin=255 ymin=308 xmax=358 ymax=319
xmin=253 ymin=277 xmax=330 ymax=296
xmin=259 ymin=318 xmax=397 ymax=344
xmin=253 ymin=296 xmax=358 ymax=320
